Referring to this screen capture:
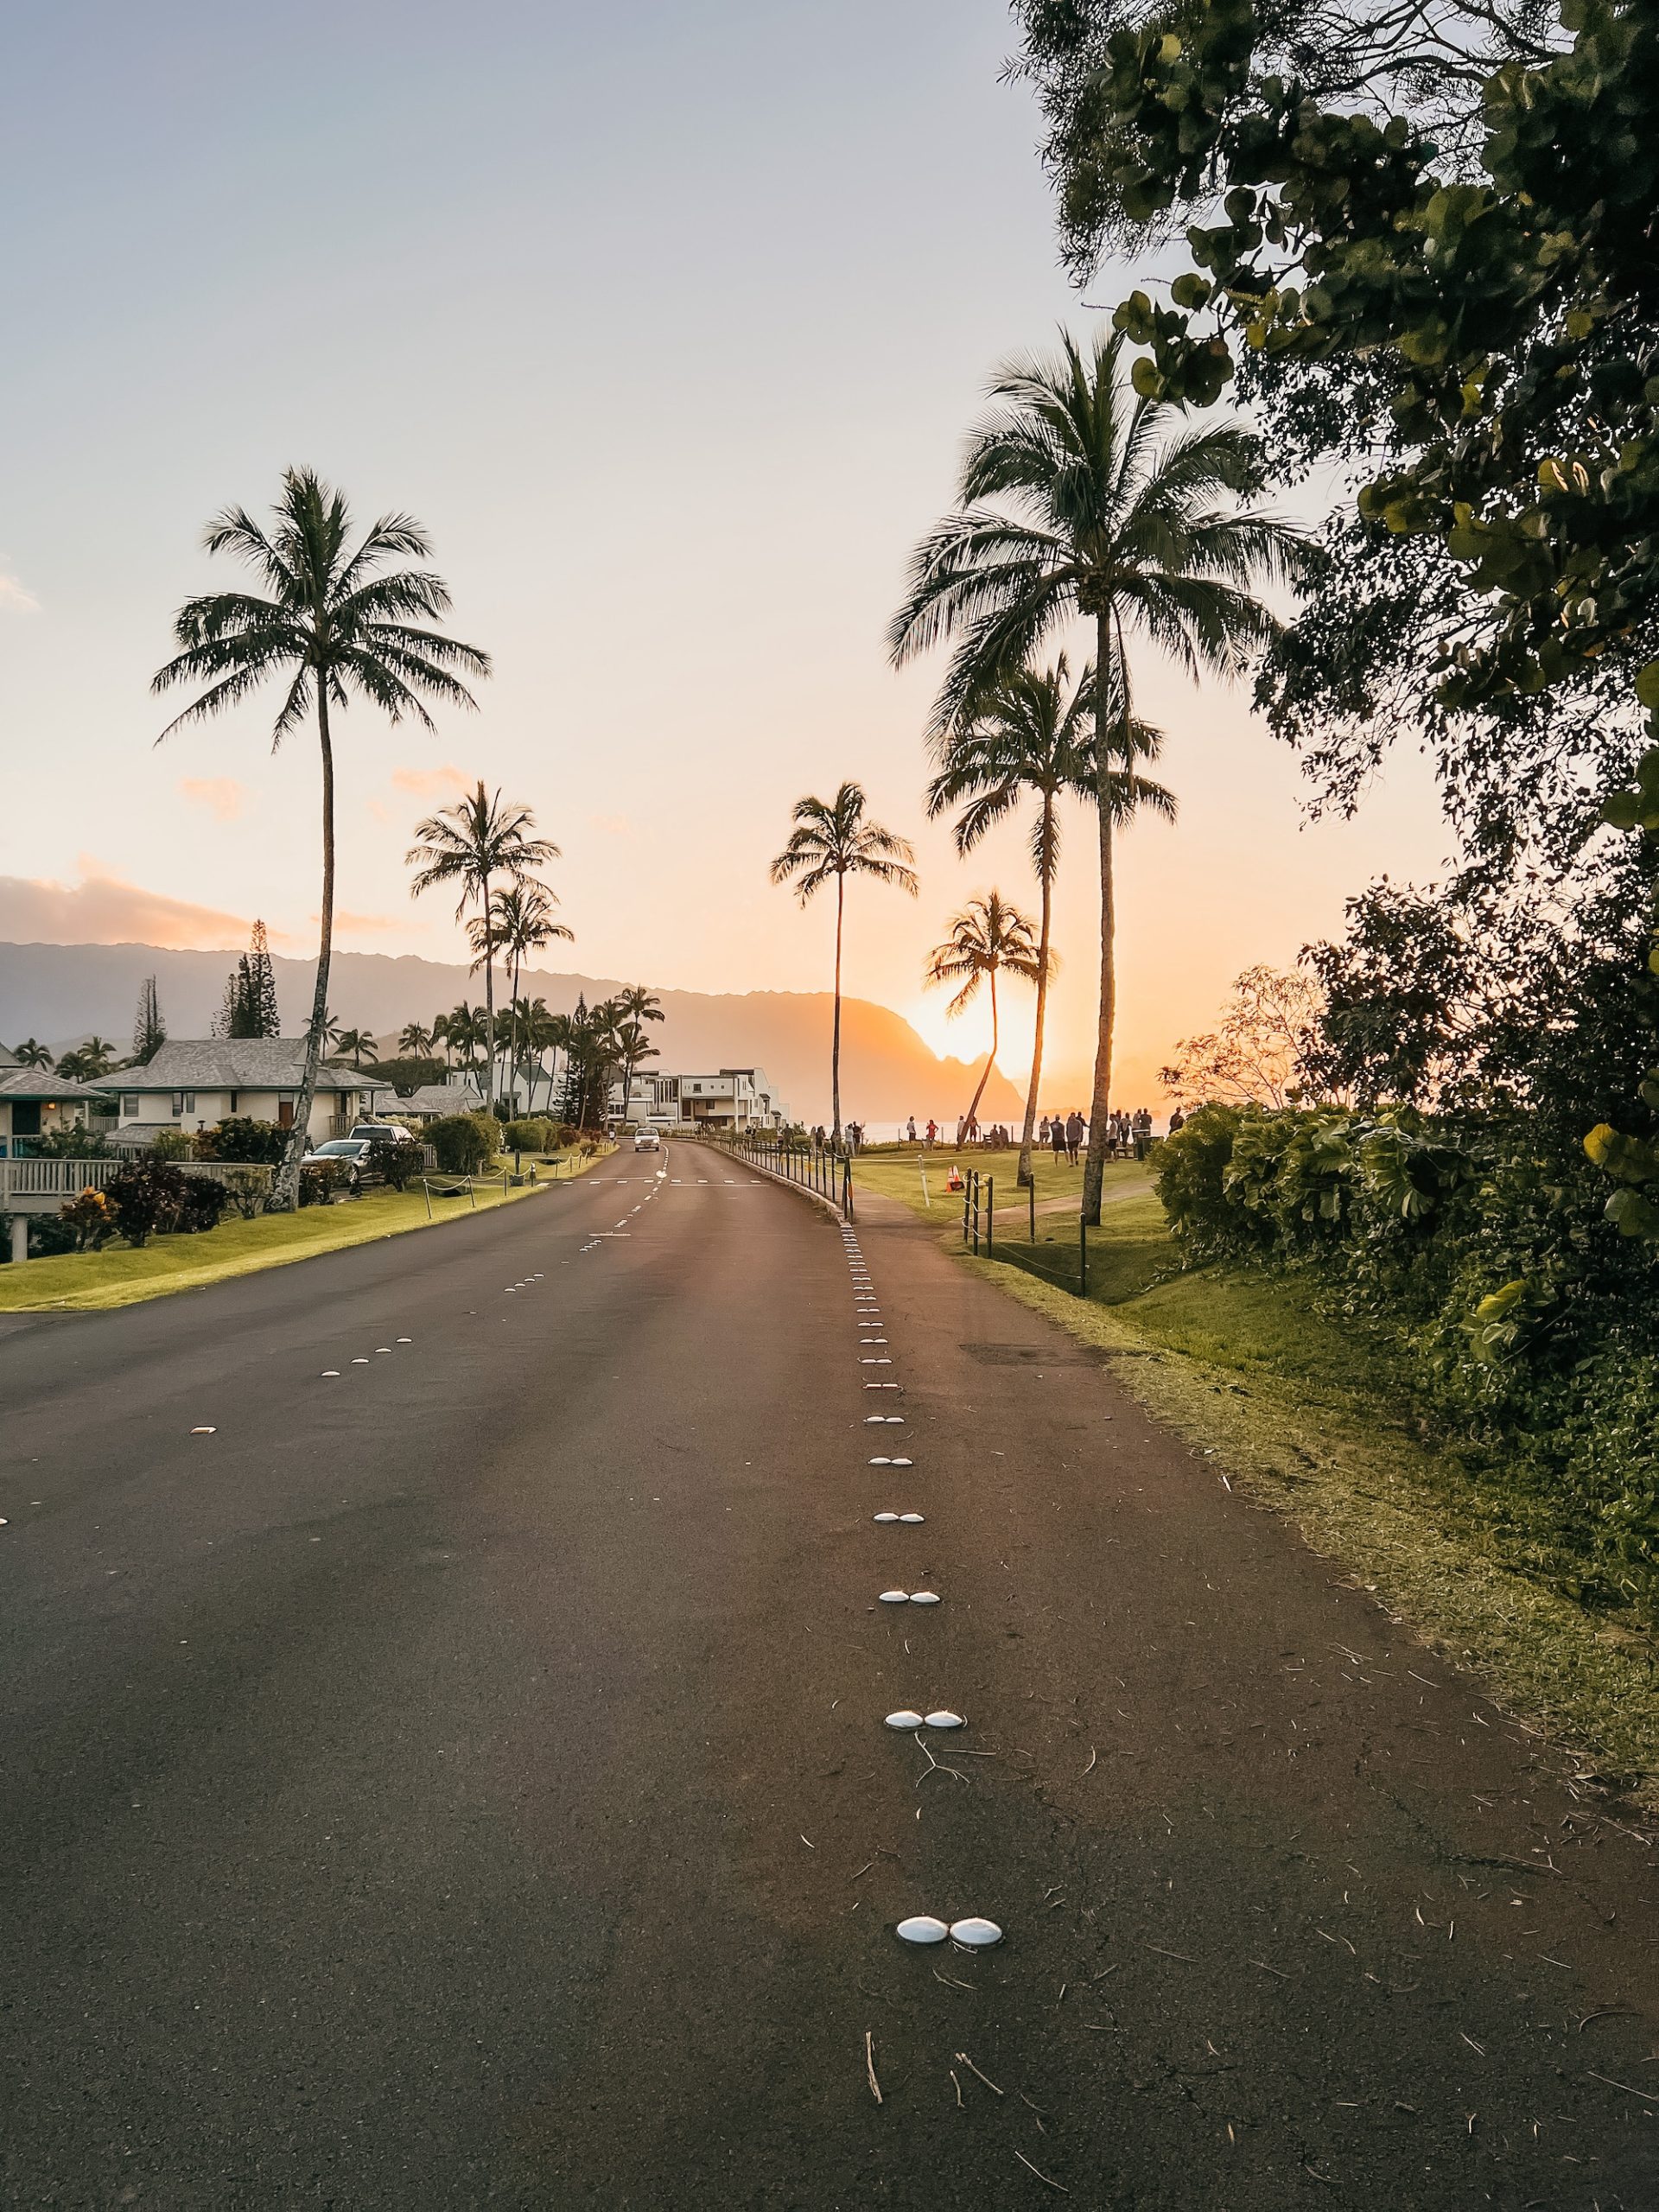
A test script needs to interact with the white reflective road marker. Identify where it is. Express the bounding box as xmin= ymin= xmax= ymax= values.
xmin=950 ymin=1917 xmax=1003 ymax=1948
xmin=352 ymin=1357 xmax=370 ymax=1365
xmin=909 ymin=1591 xmax=940 ymax=1605
xmin=885 ymin=1708 xmax=925 ymax=1727
xmin=896 ymin=1916 xmax=950 ymax=1945
xmin=925 ymin=1711 xmax=965 ymax=1729
xmin=899 ymin=1512 xmax=925 ymax=1524
xmin=879 ymin=1590 xmax=909 ymax=1604
xmin=190 ymin=1426 xmax=216 ymax=1435
xmin=321 ymin=1370 xmax=340 ymax=1377
xmin=874 ymin=1511 xmax=899 ymax=1523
